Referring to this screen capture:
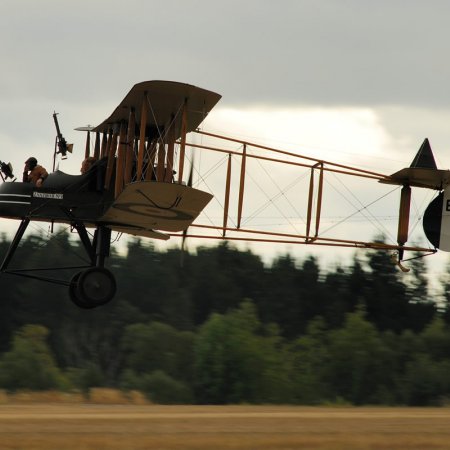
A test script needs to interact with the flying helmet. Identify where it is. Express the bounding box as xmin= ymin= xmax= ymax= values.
xmin=25 ymin=157 xmax=37 ymax=169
